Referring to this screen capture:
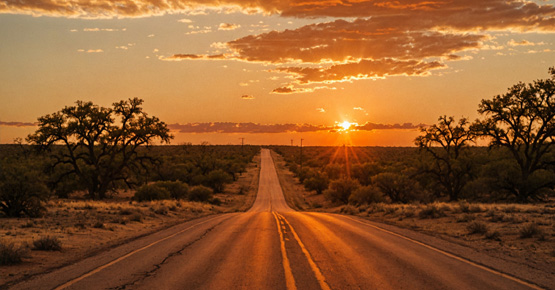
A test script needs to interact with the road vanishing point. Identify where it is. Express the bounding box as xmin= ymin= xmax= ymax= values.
xmin=11 ymin=149 xmax=549 ymax=290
